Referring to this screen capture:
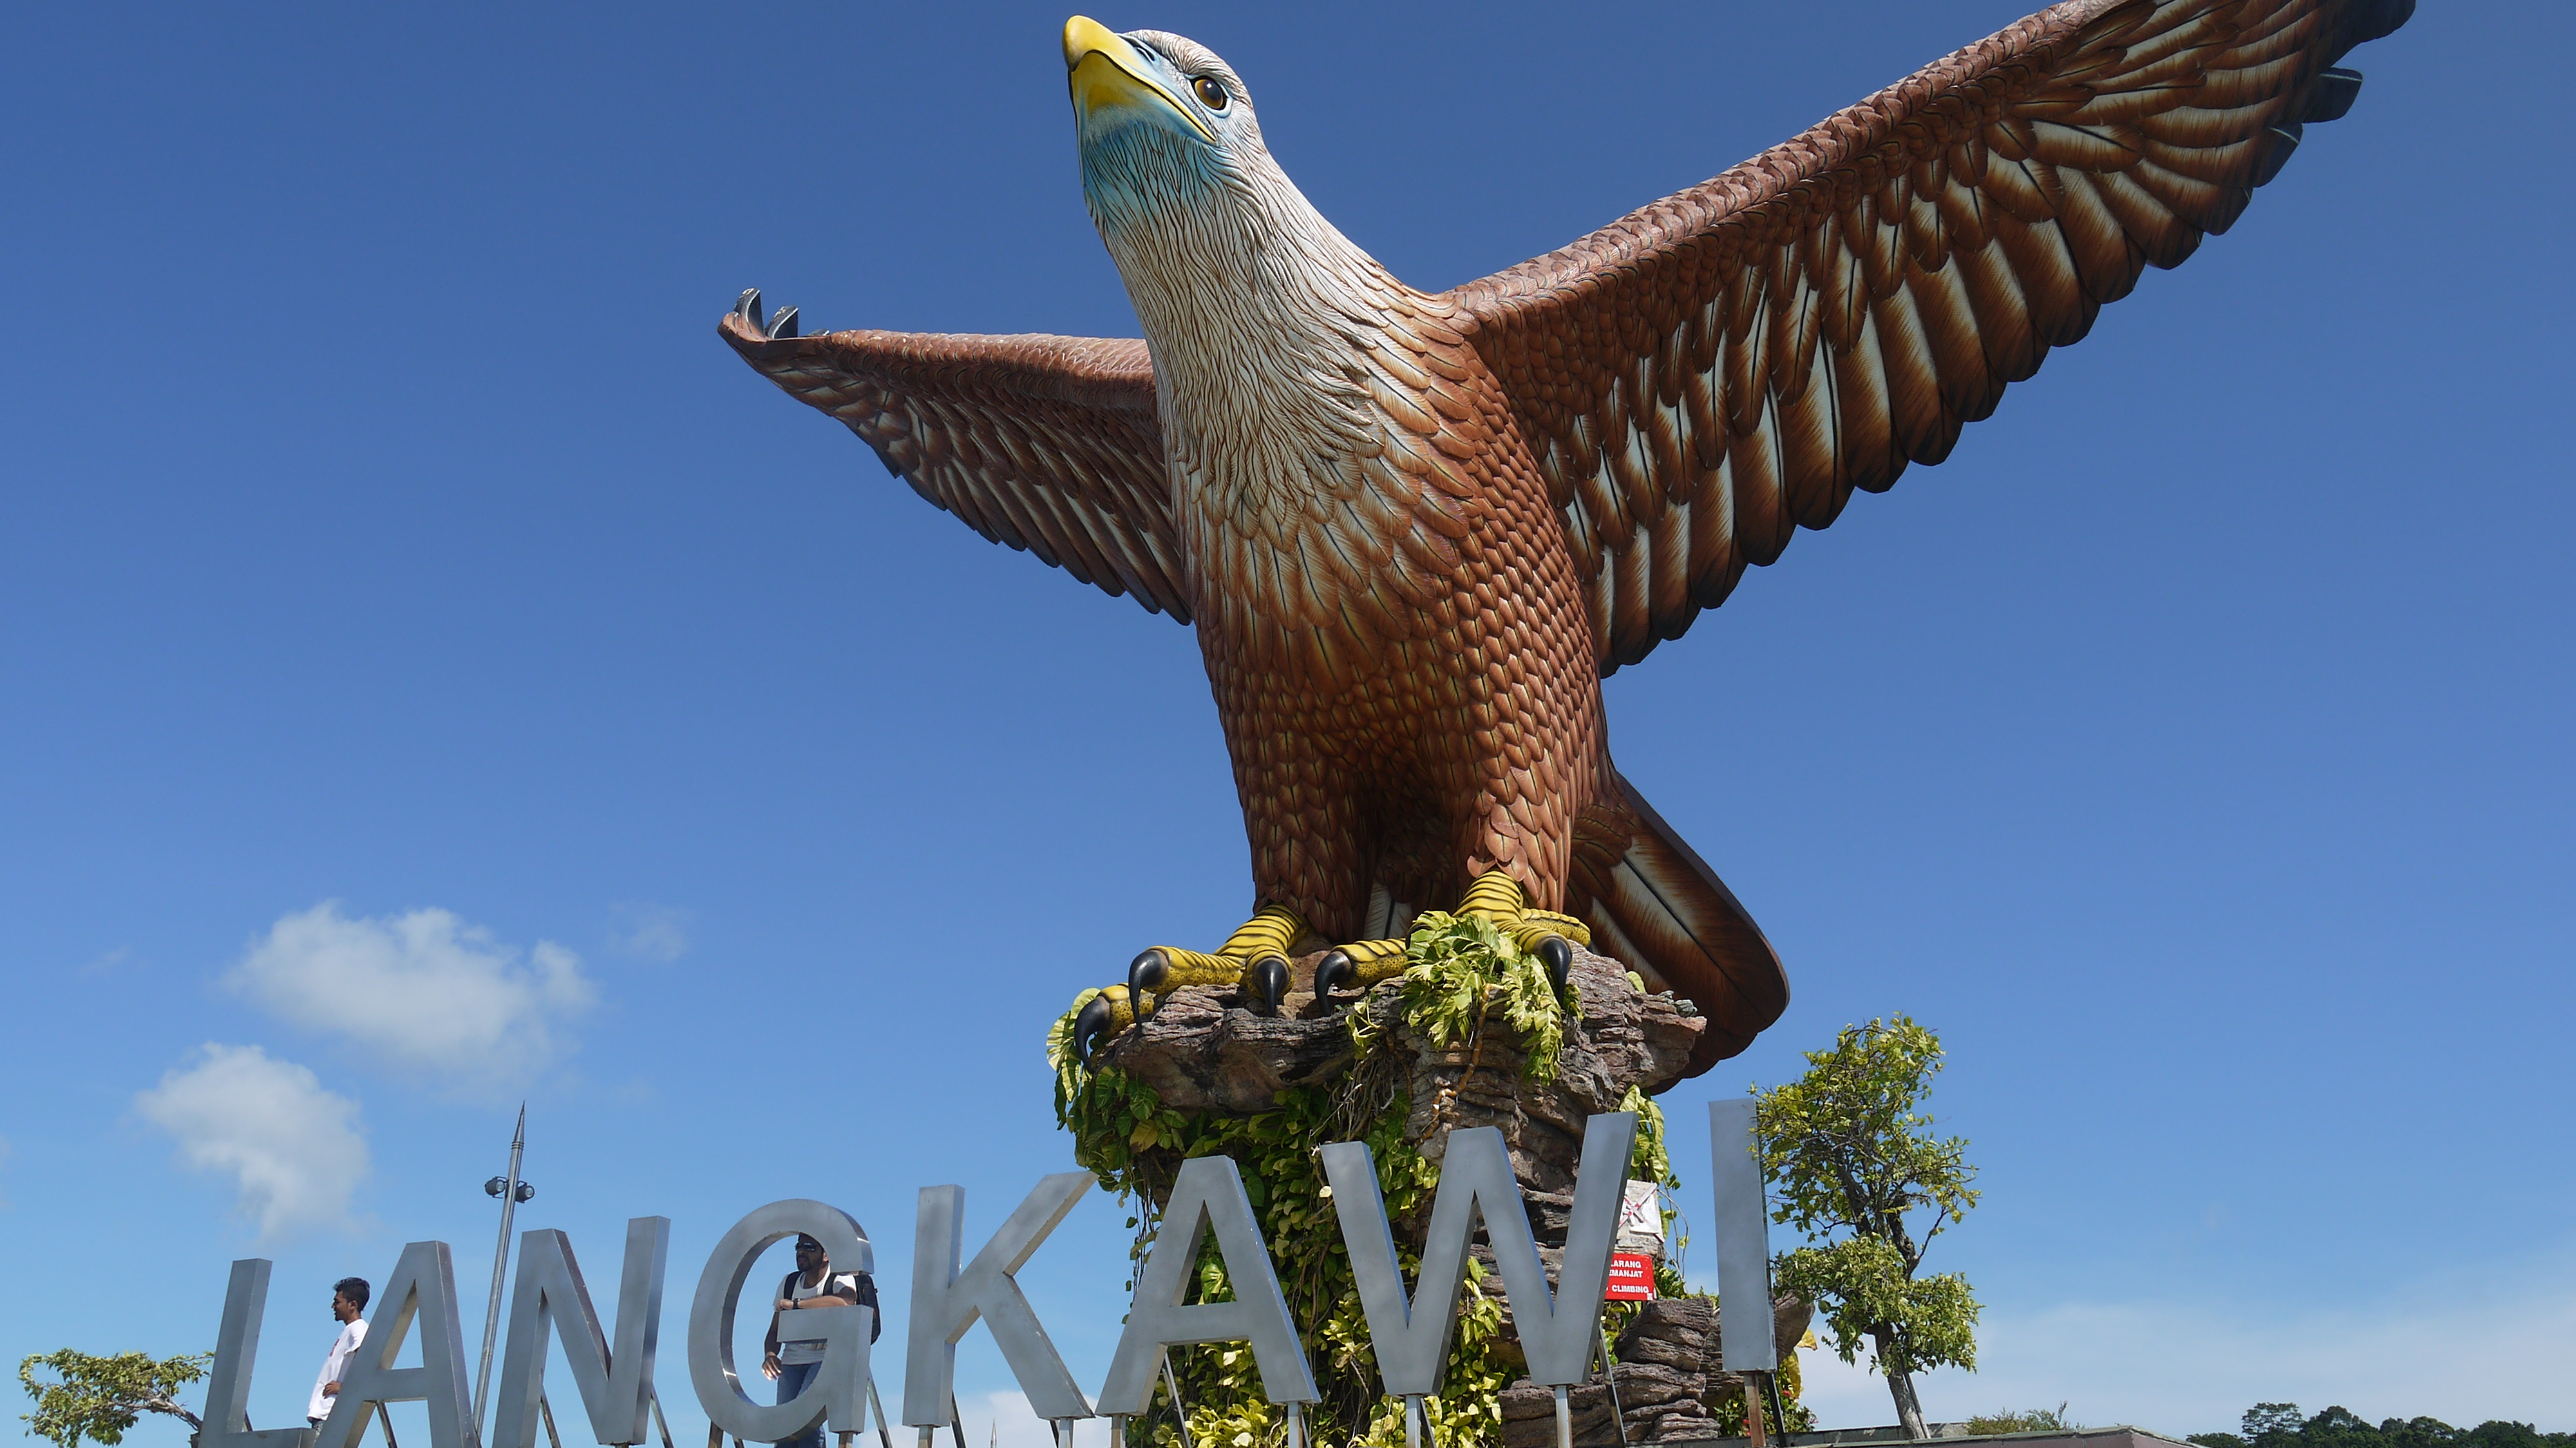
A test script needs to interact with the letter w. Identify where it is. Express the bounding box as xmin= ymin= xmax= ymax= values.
xmin=492 ymin=1217 xmax=672 ymax=1448
xmin=1323 ymin=1116 xmax=1634 ymax=1391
